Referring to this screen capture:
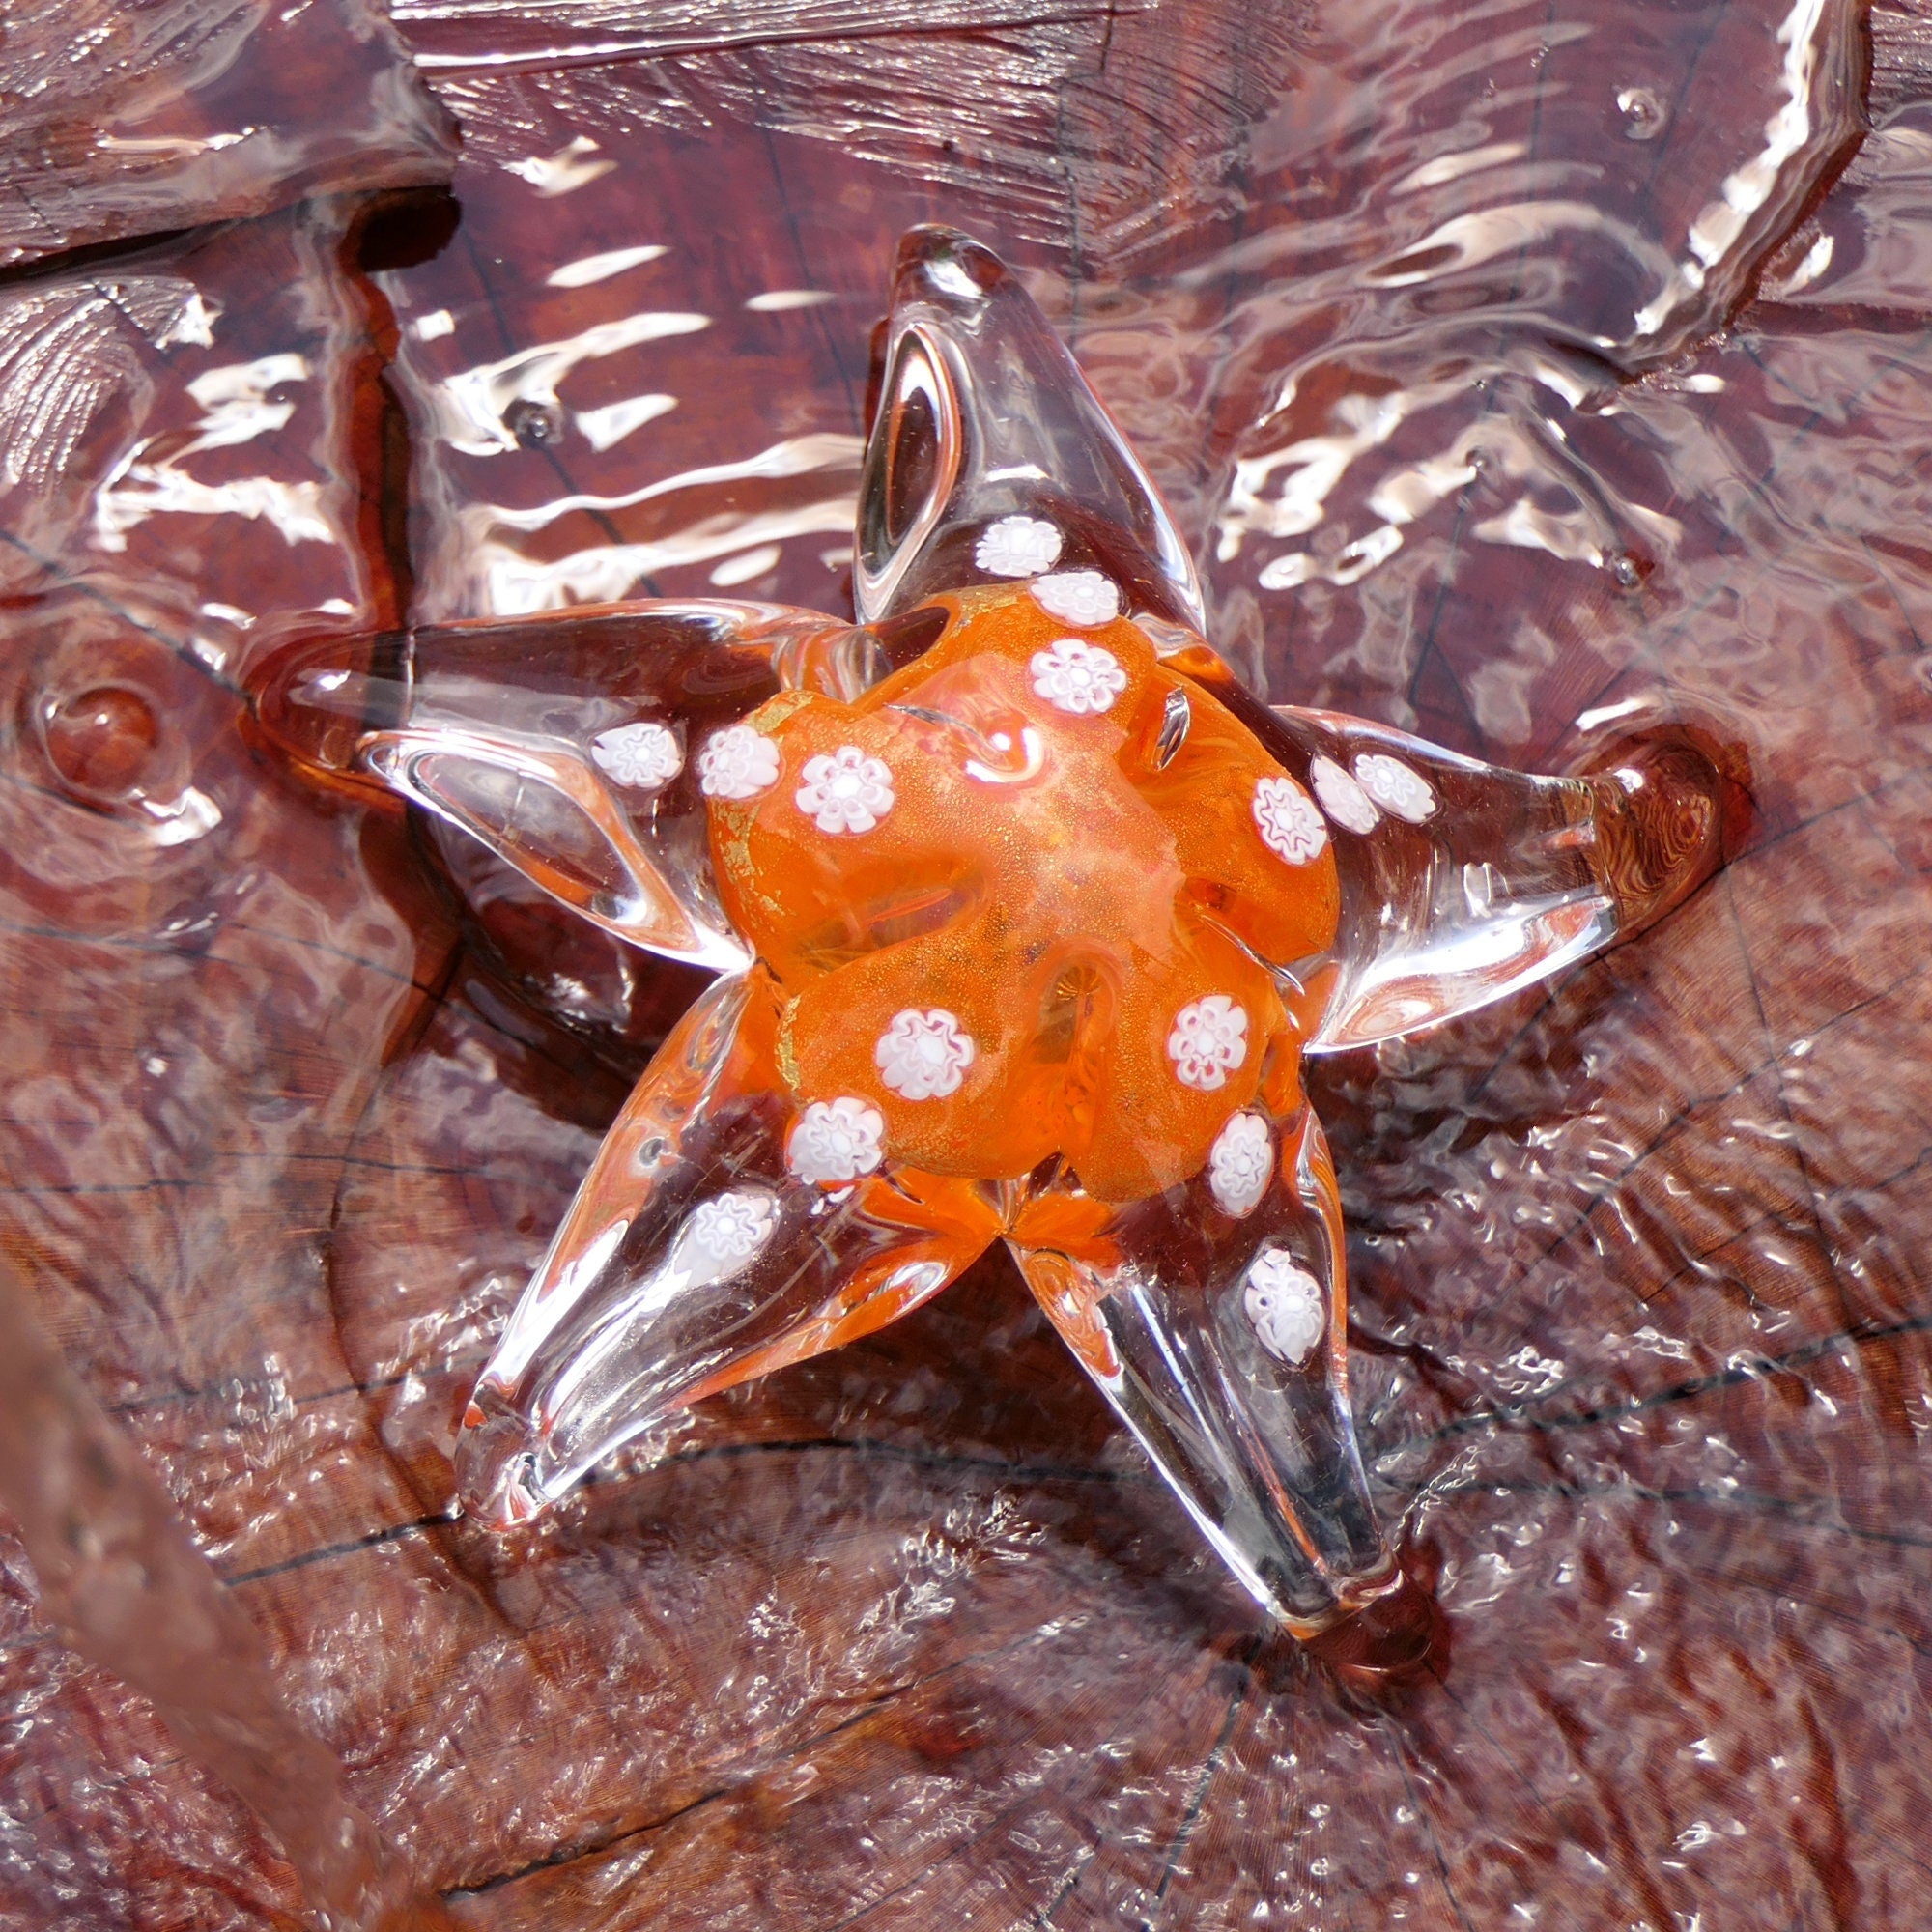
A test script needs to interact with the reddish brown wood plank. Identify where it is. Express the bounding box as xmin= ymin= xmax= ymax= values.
xmin=7 ymin=2 xmax=1932 ymax=1926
